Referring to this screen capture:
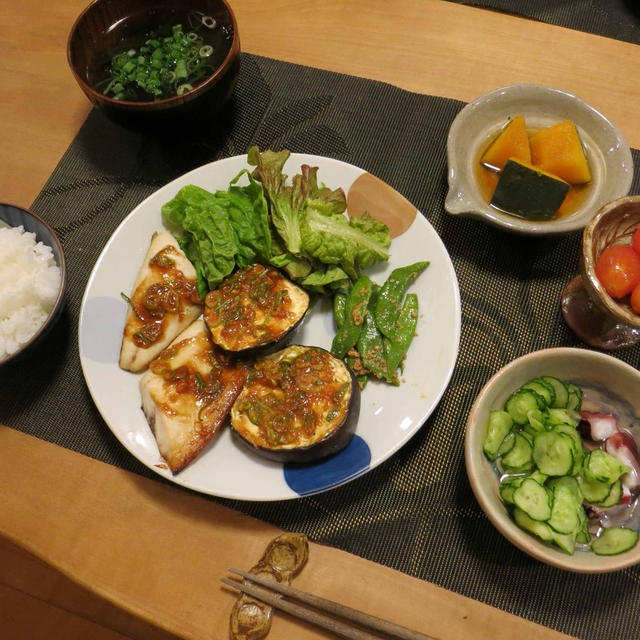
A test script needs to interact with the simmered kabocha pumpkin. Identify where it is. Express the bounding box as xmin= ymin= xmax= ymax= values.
xmin=231 ymin=345 xmax=360 ymax=462
xmin=480 ymin=114 xmax=531 ymax=171
xmin=490 ymin=158 xmax=570 ymax=220
xmin=530 ymin=120 xmax=592 ymax=185
xmin=477 ymin=115 xmax=592 ymax=221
